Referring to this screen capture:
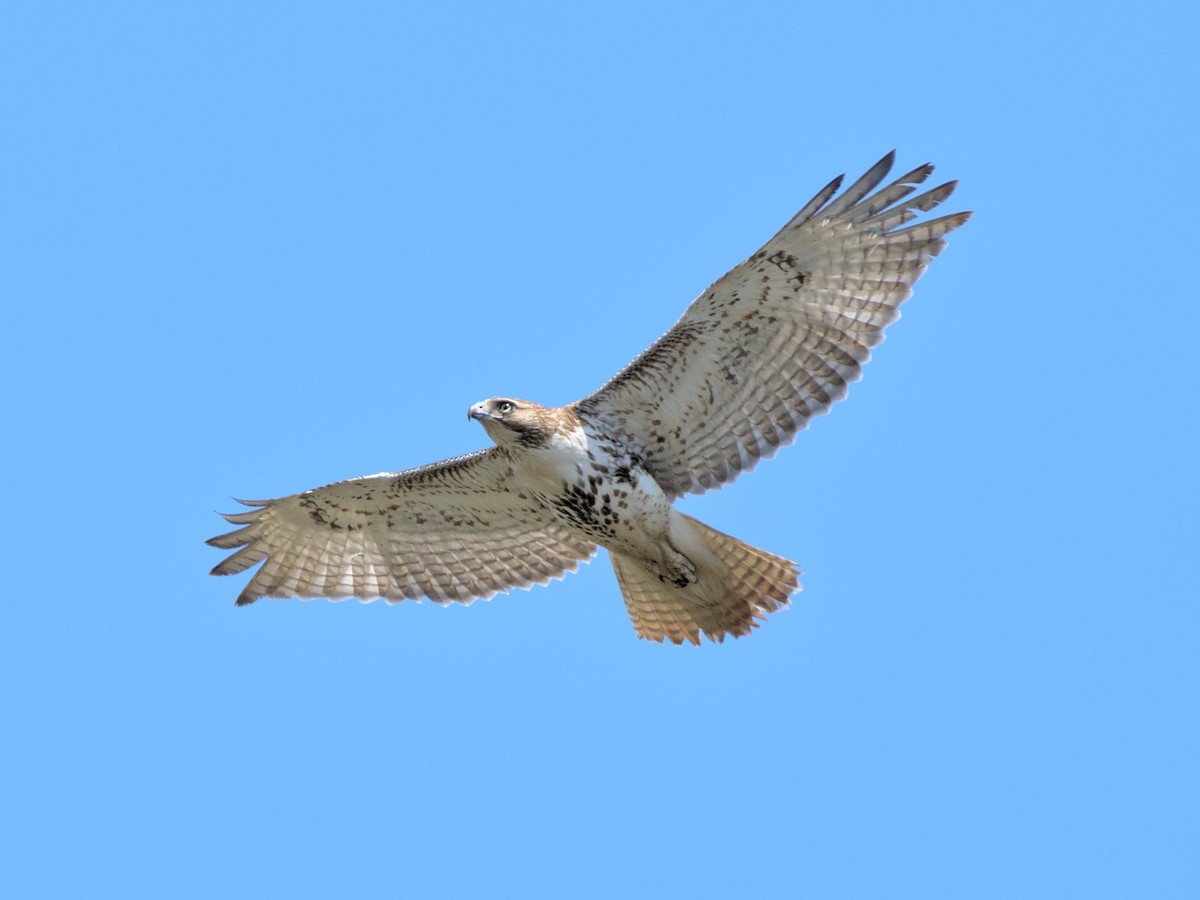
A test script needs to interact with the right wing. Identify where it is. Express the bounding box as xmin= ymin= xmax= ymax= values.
xmin=575 ymin=152 xmax=970 ymax=498
xmin=208 ymin=448 xmax=597 ymax=606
